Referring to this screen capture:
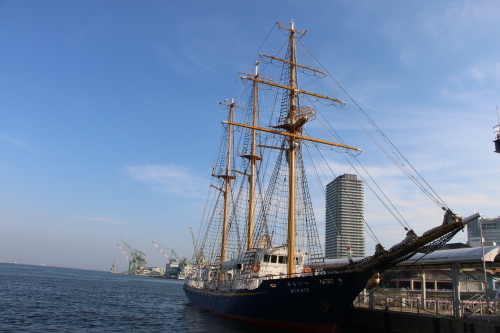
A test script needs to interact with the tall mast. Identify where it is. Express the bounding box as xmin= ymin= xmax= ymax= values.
xmin=218 ymin=101 xmax=238 ymax=264
xmin=231 ymin=22 xmax=353 ymax=273
xmin=286 ymin=20 xmax=298 ymax=276
xmin=246 ymin=61 xmax=260 ymax=250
